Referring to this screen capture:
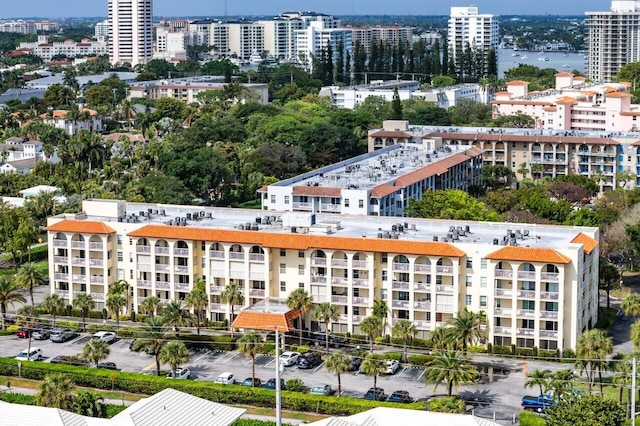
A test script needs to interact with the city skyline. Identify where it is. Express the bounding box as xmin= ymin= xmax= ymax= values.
xmin=0 ymin=0 xmax=612 ymax=18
